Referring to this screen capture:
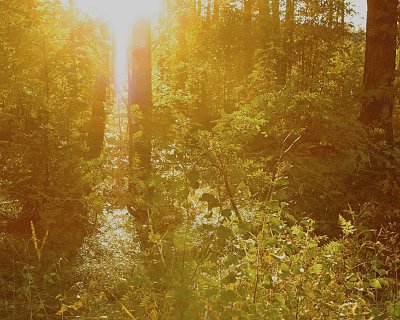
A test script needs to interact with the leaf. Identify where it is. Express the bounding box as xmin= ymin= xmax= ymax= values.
xmin=225 ymin=254 xmax=239 ymax=266
xmin=275 ymin=177 xmax=289 ymax=186
xmin=369 ymin=278 xmax=382 ymax=289
xmin=265 ymin=236 xmax=278 ymax=248
xmin=280 ymin=263 xmax=290 ymax=274
xmin=273 ymin=293 xmax=286 ymax=306
xmin=338 ymin=215 xmax=356 ymax=236
xmin=378 ymin=268 xmax=388 ymax=276
xmin=265 ymin=200 xmax=280 ymax=212
xmin=346 ymin=274 xmax=358 ymax=282
xmin=231 ymin=168 xmax=247 ymax=183
xmin=221 ymin=290 xmax=237 ymax=302
xmin=200 ymin=193 xmax=220 ymax=210
xmin=291 ymin=225 xmax=306 ymax=238
xmin=303 ymin=219 xmax=314 ymax=227
xmin=387 ymin=301 xmax=400 ymax=317
xmin=269 ymin=217 xmax=284 ymax=231
xmin=345 ymin=282 xmax=355 ymax=290
xmin=187 ymin=170 xmax=200 ymax=189
xmin=380 ymin=278 xmax=389 ymax=287
xmin=220 ymin=208 xmax=232 ymax=219
xmin=238 ymin=221 xmax=252 ymax=233
xmin=216 ymin=226 xmax=232 ymax=240
xmin=222 ymin=272 xmax=237 ymax=284
xmin=274 ymin=189 xmax=288 ymax=201
xmin=309 ymin=263 xmax=323 ymax=275
xmin=204 ymin=288 xmax=219 ymax=298
xmin=55 ymin=304 xmax=68 ymax=316
xmin=272 ymin=252 xmax=286 ymax=261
